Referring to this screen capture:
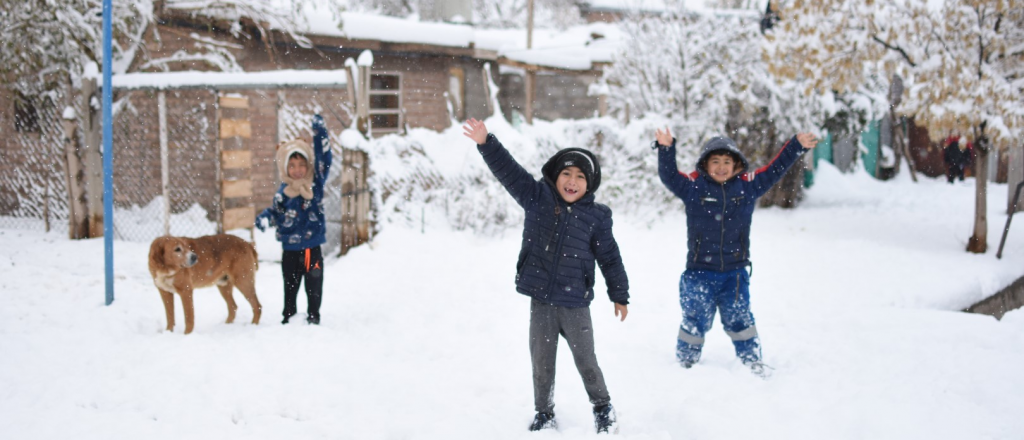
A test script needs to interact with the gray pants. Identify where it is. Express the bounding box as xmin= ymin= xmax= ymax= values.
xmin=530 ymin=299 xmax=611 ymax=413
